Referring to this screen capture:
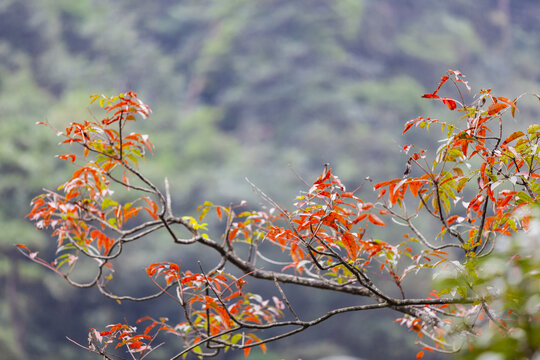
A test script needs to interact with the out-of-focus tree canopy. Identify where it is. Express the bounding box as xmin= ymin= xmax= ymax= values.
xmin=1 ymin=1 xmax=539 ymax=359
